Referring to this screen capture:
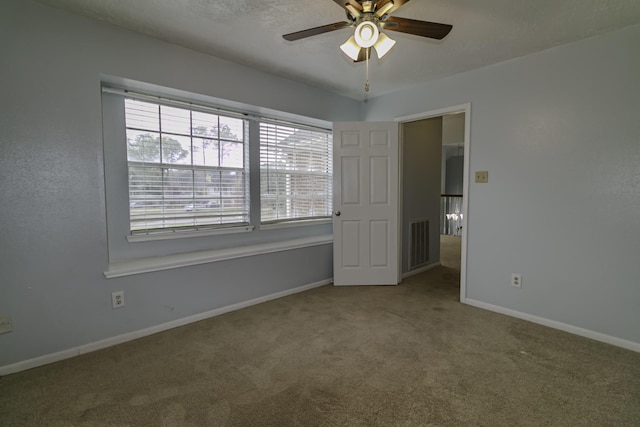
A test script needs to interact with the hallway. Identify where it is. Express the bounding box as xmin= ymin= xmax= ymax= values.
xmin=440 ymin=234 xmax=461 ymax=271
